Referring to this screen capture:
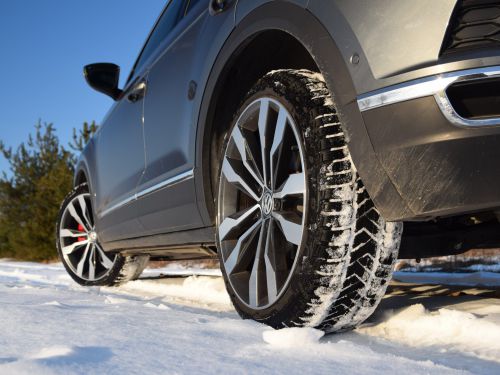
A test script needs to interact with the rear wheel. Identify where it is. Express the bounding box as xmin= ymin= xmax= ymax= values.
xmin=56 ymin=183 xmax=149 ymax=287
xmin=216 ymin=69 xmax=402 ymax=332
